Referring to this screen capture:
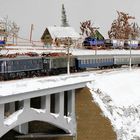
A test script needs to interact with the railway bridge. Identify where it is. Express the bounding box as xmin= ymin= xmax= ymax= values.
xmin=0 ymin=73 xmax=93 ymax=138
